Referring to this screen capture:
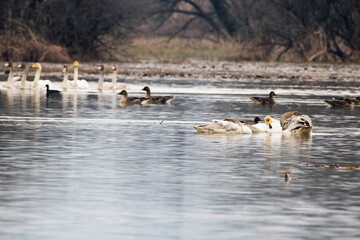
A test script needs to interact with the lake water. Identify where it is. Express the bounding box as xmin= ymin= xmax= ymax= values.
xmin=0 ymin=73 xmax=360 ymax=240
